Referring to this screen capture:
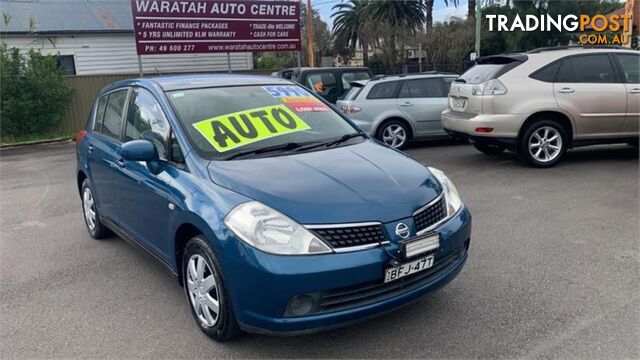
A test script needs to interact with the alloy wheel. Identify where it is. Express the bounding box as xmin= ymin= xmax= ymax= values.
xmin=382 ymin=124 xmax=407 ymax=148
xmin=186 ymin=254 xmax=220 ymax=328
xmin=528 ymin=126 xmax=563 ymax=163
xmin=82 ymin=187 xmax=96 ymax=231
